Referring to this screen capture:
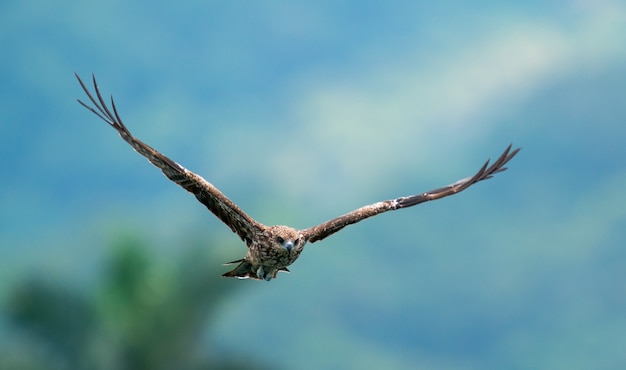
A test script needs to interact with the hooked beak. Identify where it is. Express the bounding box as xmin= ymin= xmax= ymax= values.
xmin=283 ymin=241 xmax=294 ymax=252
